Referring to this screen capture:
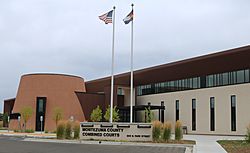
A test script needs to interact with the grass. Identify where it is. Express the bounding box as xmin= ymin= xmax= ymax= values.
xmin=161 ymin=139 xmax=196 ymax=145
xmin=217 ymin=140 xmax=250 ymax=153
